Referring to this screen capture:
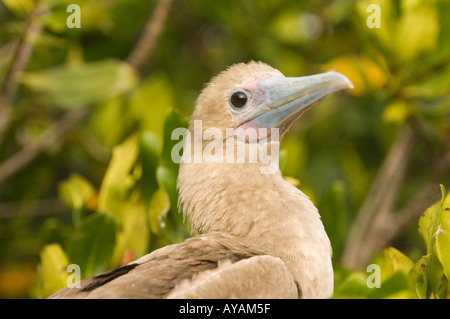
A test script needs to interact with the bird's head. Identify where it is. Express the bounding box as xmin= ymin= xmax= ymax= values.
xmin=177 ymin=61 xmax=352 ymax=240
xmin=190 ymin=61 xmax=353 ymax=142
